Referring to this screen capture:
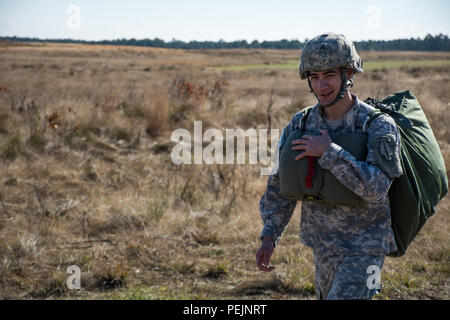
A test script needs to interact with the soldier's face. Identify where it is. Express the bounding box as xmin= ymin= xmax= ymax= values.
xmin=309 ymin=68 xmax=342 ymax=106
